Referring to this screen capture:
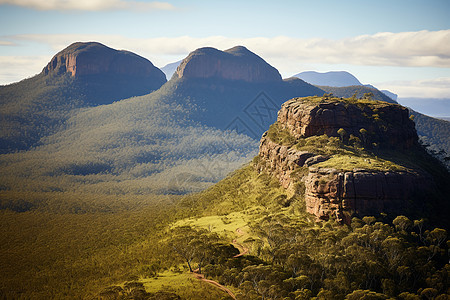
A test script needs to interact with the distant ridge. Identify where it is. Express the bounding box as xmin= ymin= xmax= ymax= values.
xmin=161 ymin=60 xmax=182 ymax=80
xmin=318 ymin=85 xmax=398 ymax=104
xmin=0 ymin=45 xmax=326 ymax=196
xmin=294 ymin=71 xmax=362 ymax=87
